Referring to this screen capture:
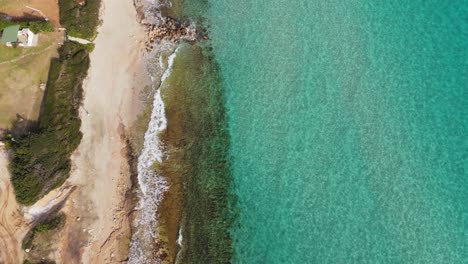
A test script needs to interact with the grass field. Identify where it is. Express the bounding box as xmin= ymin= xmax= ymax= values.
xmin=0 ymin=31 xmax=59 ymax=62
xmin=0 ymin=32 xmax=62 ymax=130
